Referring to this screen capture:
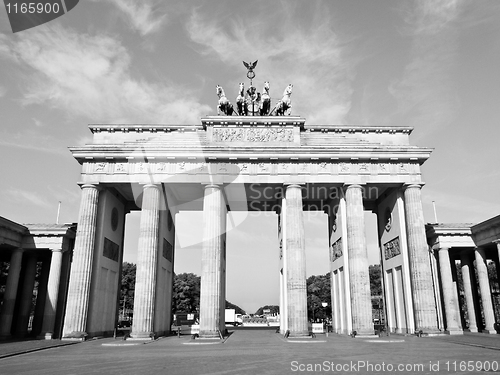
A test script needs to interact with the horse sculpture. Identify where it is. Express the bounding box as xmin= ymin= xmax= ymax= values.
xmin=271 ymin=84 xmax=293 ymax=116
xmin=260 ymin=81 xmax=271 ymax=116
xmin=216 ymin=85 xmax=234 ymax=116
xmin=236 ymin=83 xmax=247 ymax=116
